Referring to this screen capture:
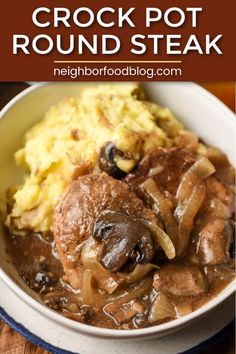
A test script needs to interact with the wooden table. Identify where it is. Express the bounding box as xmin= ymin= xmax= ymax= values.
xmin=0 ymin=82 xmax=235 ymax=354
